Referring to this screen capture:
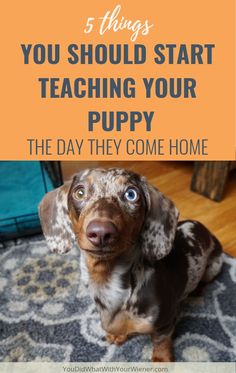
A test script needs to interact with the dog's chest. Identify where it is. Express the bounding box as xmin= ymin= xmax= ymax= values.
xmin=91 ymin=265 xmax=132 ymax=312
xmin=93 ymin=272 xmax=154 ymax=336
xmin=82 ymin=256 xmax=157 ymax=335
